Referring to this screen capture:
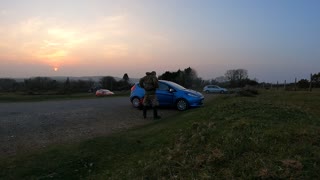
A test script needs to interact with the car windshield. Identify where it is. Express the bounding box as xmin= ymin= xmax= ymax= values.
xmin=163 ymin=81 xmax=186 ymax=90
